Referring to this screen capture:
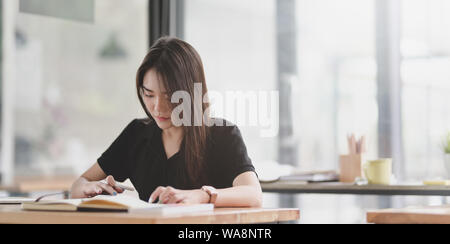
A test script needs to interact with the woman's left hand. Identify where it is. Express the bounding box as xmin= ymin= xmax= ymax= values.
xmin=149 ymin=186 xmax=210 ymax=204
